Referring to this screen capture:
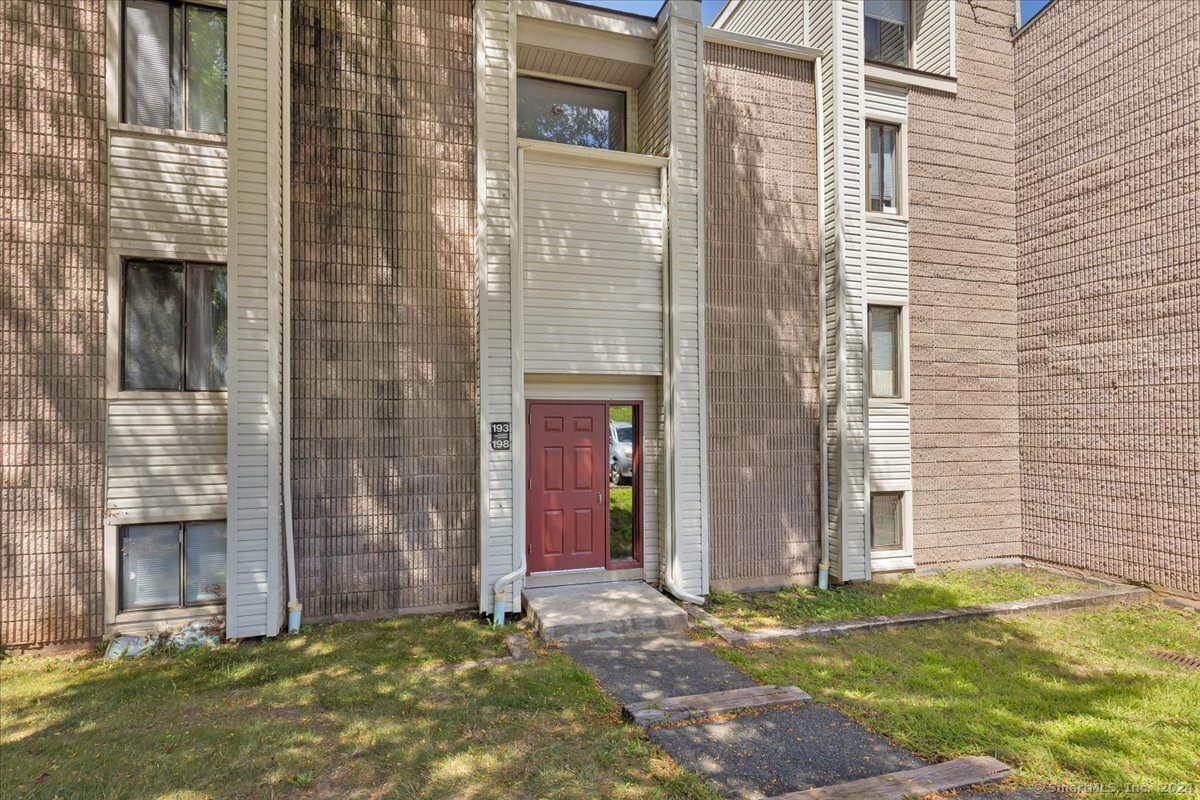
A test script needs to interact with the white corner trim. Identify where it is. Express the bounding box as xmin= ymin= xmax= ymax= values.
xmin=864 ymin=62 xmax=958 ymax=95
xmin=472 ymin=0 xmax=492 ymax=614
xmin=702 ymin=27 xmax=824 ymax=61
